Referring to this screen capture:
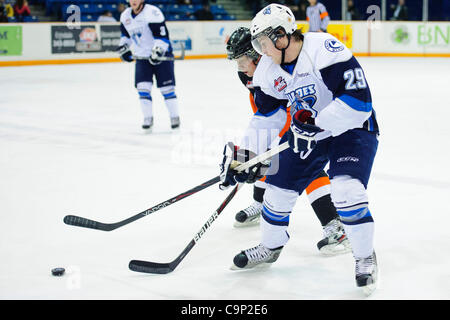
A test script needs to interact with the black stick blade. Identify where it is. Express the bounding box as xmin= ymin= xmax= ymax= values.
xmin=129 ymin=260 xmax=174 ymax=274
xmin=63 ymin=215 xmax=114 ymax=231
